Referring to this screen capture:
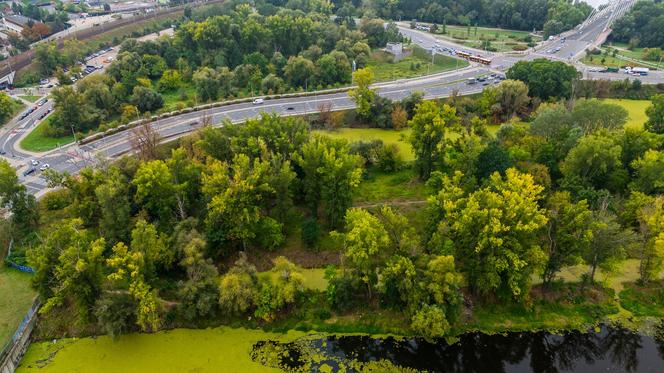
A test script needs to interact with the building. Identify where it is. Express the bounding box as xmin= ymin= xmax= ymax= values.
xmin=386 ymin=42 xmax=403 ymax=55
xmin=1 ymin=14 xmax=34 ymax=33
